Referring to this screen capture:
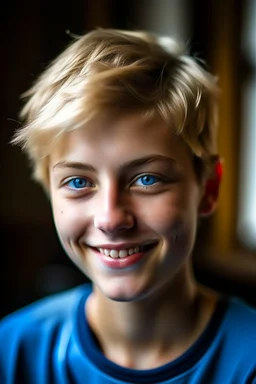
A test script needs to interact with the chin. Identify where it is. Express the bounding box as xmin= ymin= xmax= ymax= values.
xmin=105 ymin=291 xmax=149 ymax=303
xmin=95 ymin=279 xmax=156 ymax=303
xmin=102 ymin=287 xmax=143 ymax=302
